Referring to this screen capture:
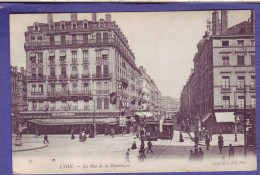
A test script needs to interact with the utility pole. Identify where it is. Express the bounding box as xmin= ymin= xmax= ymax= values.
xmin=93 ymin=97 xmax=96 ymax=137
